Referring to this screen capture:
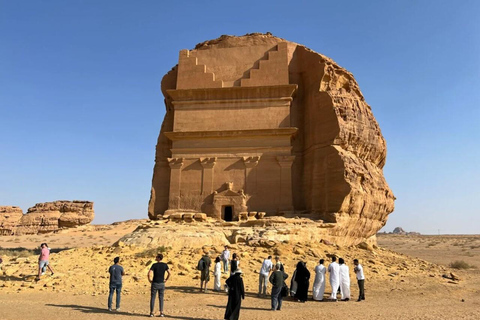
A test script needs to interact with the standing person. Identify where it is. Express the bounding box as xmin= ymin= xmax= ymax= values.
xmin=230 ymin=253 xmax=239 ymax=275
xmin=338 ymin=258 xmax=350 ymax=301
xmin=274 ymin=256 xmax=284 ymax=272
xmin=258 ymin=255 xmax=273 ymax=297
xmin=293 ymin=261 xmax=310 ymax=303
xmin=269 ymin=263 xmax=288 ymax=311
xmin=35 ymin=243 xmax=54 ymax=281
xmin=353 ymin=259 xmax=365 ymax=301
xmin=221 ymin=246 xmax=230 ymax=274
xmin=148 ymin=254 xmax=171 ymax=317
xmin=328 ymin=256 xmax=340 ymax=301
xmin=312 ymin=259 xmax=326 ymax=301
xmin=199 ymin=251 xmax=212 ymax=293
xmin=108 ymin=257 xmax=125 ymax=312
xmin=224 ymin=269 xmax=245 ymax=320
xmin=214 ymin=256 xmax=222 ymax=291
xmin=290 ymin=264 xmax=298 ymax=298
